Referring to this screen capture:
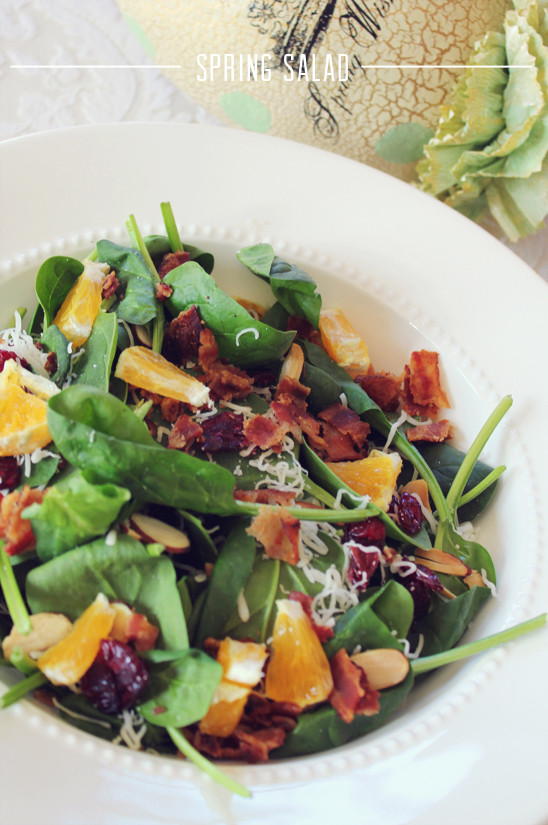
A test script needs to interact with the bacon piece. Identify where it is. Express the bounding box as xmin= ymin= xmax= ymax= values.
xmin=101 ymin=271 xmax=119 ymax=300
xmin=198 ymin=328 xmax=219 ymax=371
xmin=243 ymin=692 xmax=301 ymax=731
xmin=0 ymin=486 xmax=46 ymax=556
xmin=318 ymin=422 xmax=365 ymax=461
xmin=158 ymin=249 xmax=190 ymax=278
xmin=401 ymin=365 xmax=438 ymax=419
xmin=186 ymin=724 xmax=287 ymax=763
xmin=407 ymin=351 xmax=449 ymax=411
xmin=202 ymin=362 xmax=254 ymax=401
xmin=406 ymin=419 xmax=453 ymax=443
xmin=168 ymin=413 xmax=203 ymax=451
xmin=139 ymin=389 xmax=163 ymax=406
xmin=275 ymin=376 xmax=310 ymax=409
xmin=246 ymin=506 xmax=300 ymax=565
xmin=328 ymin=648 xmax=380 ymax=723
xmin=318 ymin=403 xmax=370 ymax=449
xmin=160 ymin=397 xmax=181 ymax=424
xmin=162 ymin=306 xmax=202 ymax=366
xmin=234 ymin=489 xmax=296 ymax=506
xmin=155 ymin=282 xmax=173 ymax=301
xmin=355 ymin=371 xmax=401 ymax=412
xmin=244 ymin=414 xmax=287 ymax=453
xmin=199 ymin=411 xmax=248 ymax=453
xmin=286 ymin=315 xmax=322 ymax=346
xmin=289 ymin=591 xmax=334 ymax=642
